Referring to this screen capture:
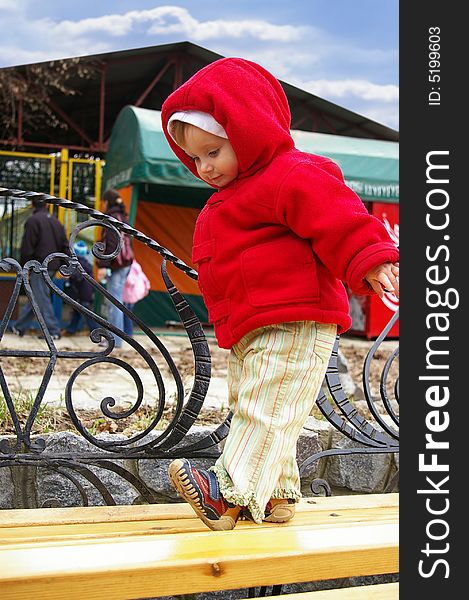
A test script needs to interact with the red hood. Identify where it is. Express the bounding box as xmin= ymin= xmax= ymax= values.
xmin=161 ymin=58 xmax=294 ymax=185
